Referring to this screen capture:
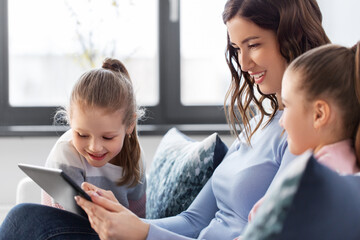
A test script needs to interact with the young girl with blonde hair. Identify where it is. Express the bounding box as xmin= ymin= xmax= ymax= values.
xmin=43 ymin=58 xmax=146 ymax=218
